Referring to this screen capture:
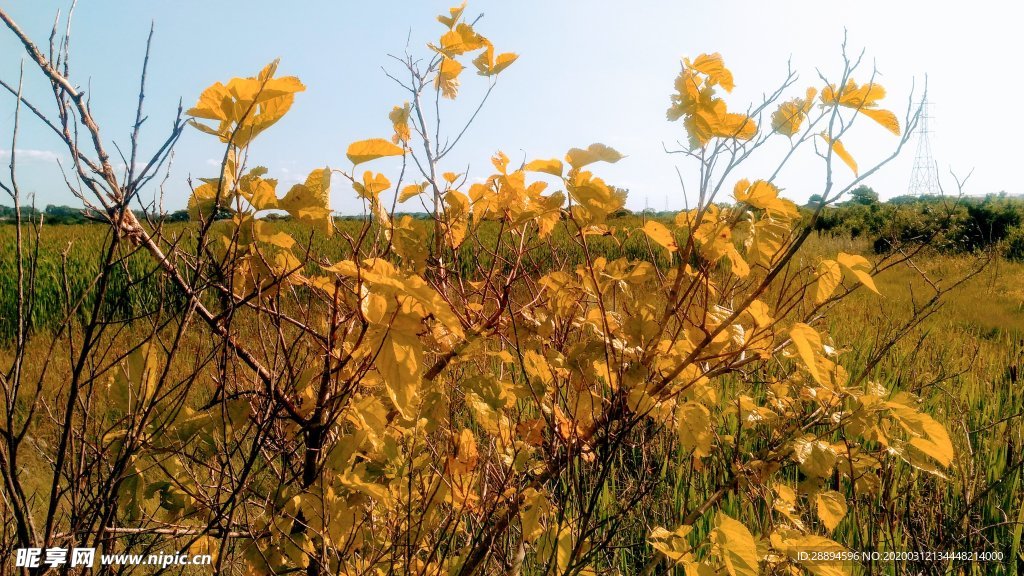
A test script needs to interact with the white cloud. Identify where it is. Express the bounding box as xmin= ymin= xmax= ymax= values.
xmin=0 ymin=148 xmax=61 ymax=163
